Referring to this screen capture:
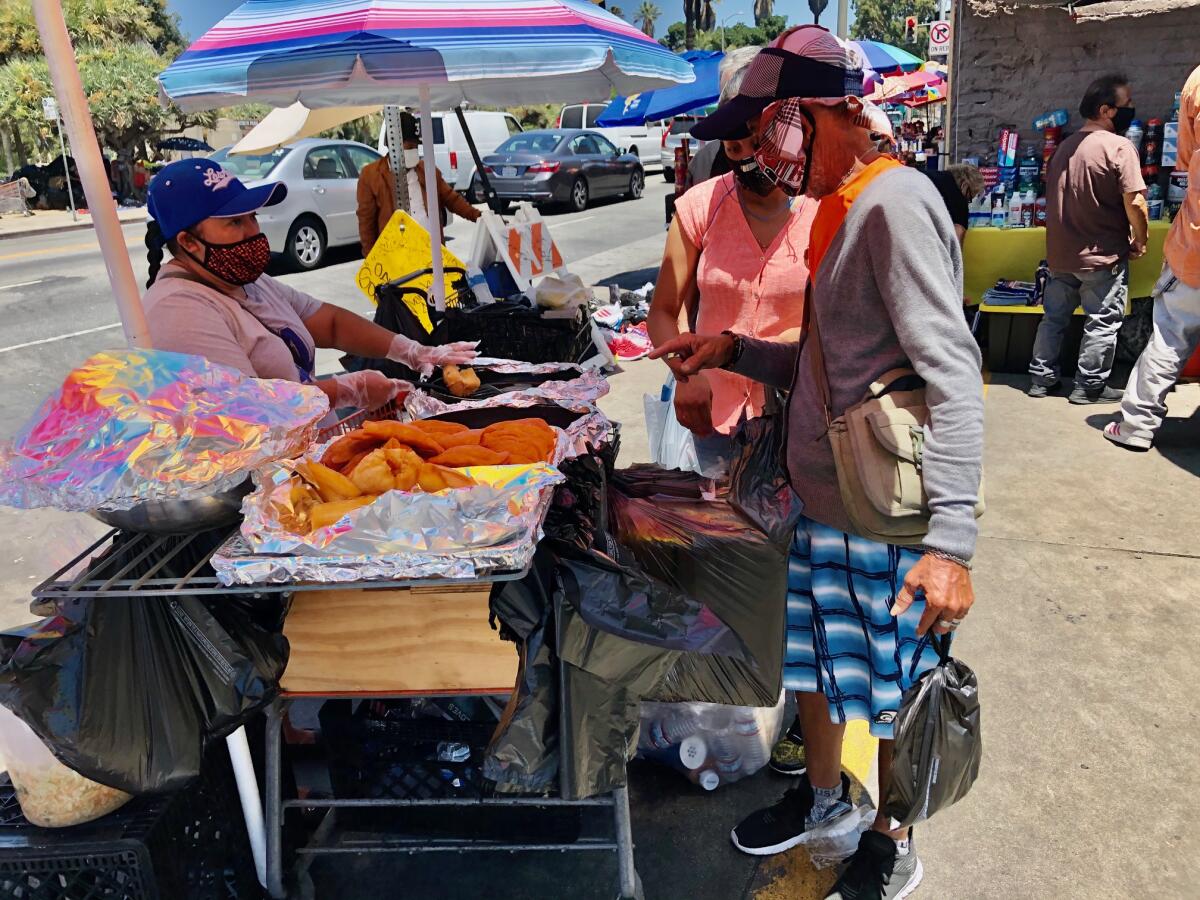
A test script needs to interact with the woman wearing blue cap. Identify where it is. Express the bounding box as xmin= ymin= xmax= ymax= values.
xmin=142 ymin=158 xmax=476 ymax=409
